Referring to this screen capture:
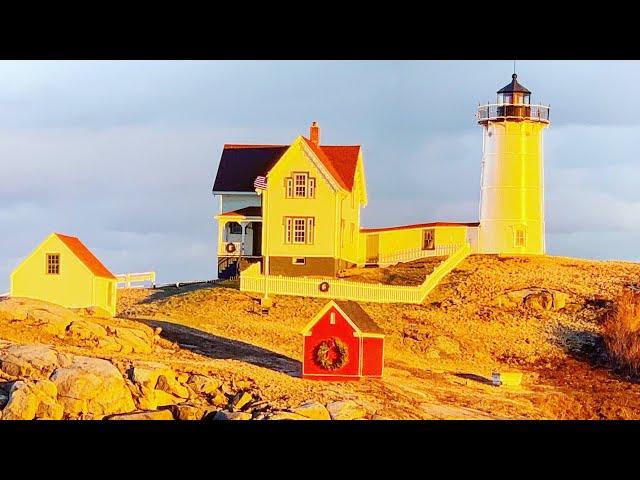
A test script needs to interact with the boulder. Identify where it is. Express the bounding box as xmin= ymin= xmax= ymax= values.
xmin=107 ymin=326 xmax=152 ymax=354
xmin=326 ymin=400 xmax=367 ymax=420
xmin=210 ymin=391 xmax=229 ymax=407
xmin=153 ymin=390 xmax=182 ymax=407
xmin=170 ymin=403 xmax=208 ymax=420
xmin=230 ymin=392 xmax=253 ymax=411
xmin=0 ymin=344 xmax=61 ymax=380
xmin=2 ymin=381 xmax=39 ymax=420
xmin=28 ymin=309 xmax=73 ymax=337
xmin=524 ymin=290 xmax=554 ymax=311
xmin=552 ymin=291 xmax=569 ymax=310
xmin=187 ymin=375 xmax=221 ymax=396
xmin=2 ymin=379 xmax=62 ymax=420
xmin=156 ymin=375 xmax=189 ymax=399
xmin=51 ymin=355 xmax=135 ymax=419
xmin=292 ymin=401 xmax=331 ymax=420
xmin=268 ymin=411 xmax=310 ymax=420
xmin=212 ymin=410 xmax=252 ymax=420
xmin=66 ymin=320 xmax=108 ymax=341
xmin=435 ymin=336 xmax=461 ymax=356
xmin=107 ymin=409 xmax=174 ymax=420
